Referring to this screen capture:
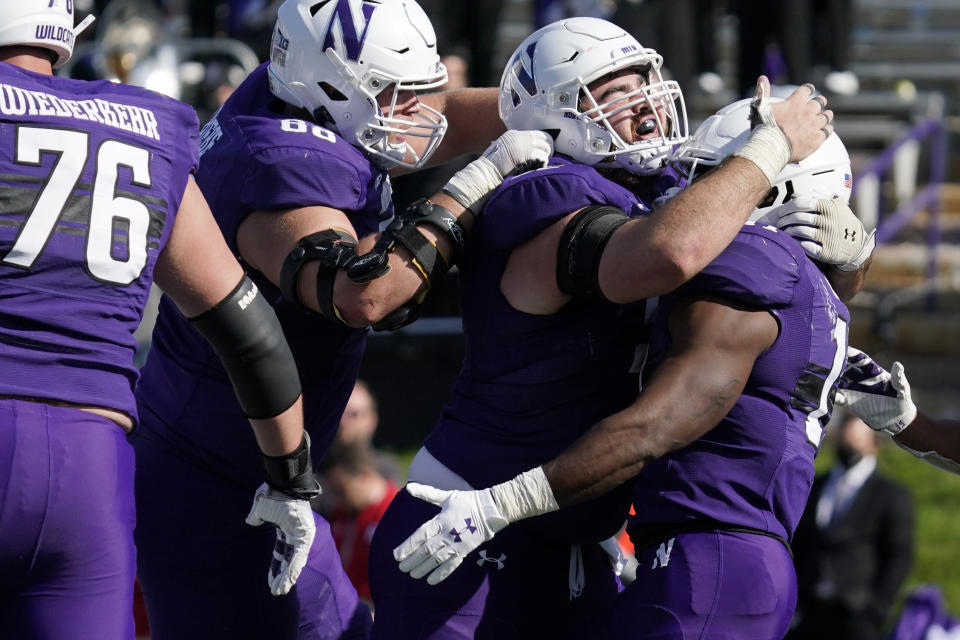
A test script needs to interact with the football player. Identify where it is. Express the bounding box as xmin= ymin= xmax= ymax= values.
xmin=368 ymin=17 xmax=859 ymax=639
xmin=131 ymin=1 xmax=550 ymax=638
xmin=0 ymin=3 xmax=318 ymax=637
xmin=386 ymin=93 xmax=870 ymax=639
